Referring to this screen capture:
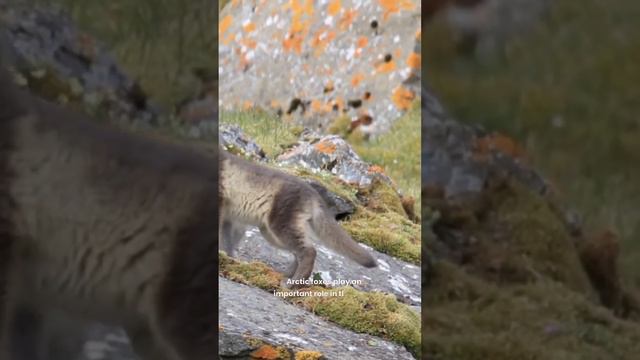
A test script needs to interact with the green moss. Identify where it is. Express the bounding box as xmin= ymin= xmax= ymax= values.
xmin=471 ymin=182 xmax=593 ymax=294
xmin=219 ymin=252 xmax=282 ymax=290
xmin=425 ymin=181 xmax=640 ymax=359
xmin=343 ymin=209 xmax=420 ymax=264
xmin=294 ymin=286 xmax=421 ymax=358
